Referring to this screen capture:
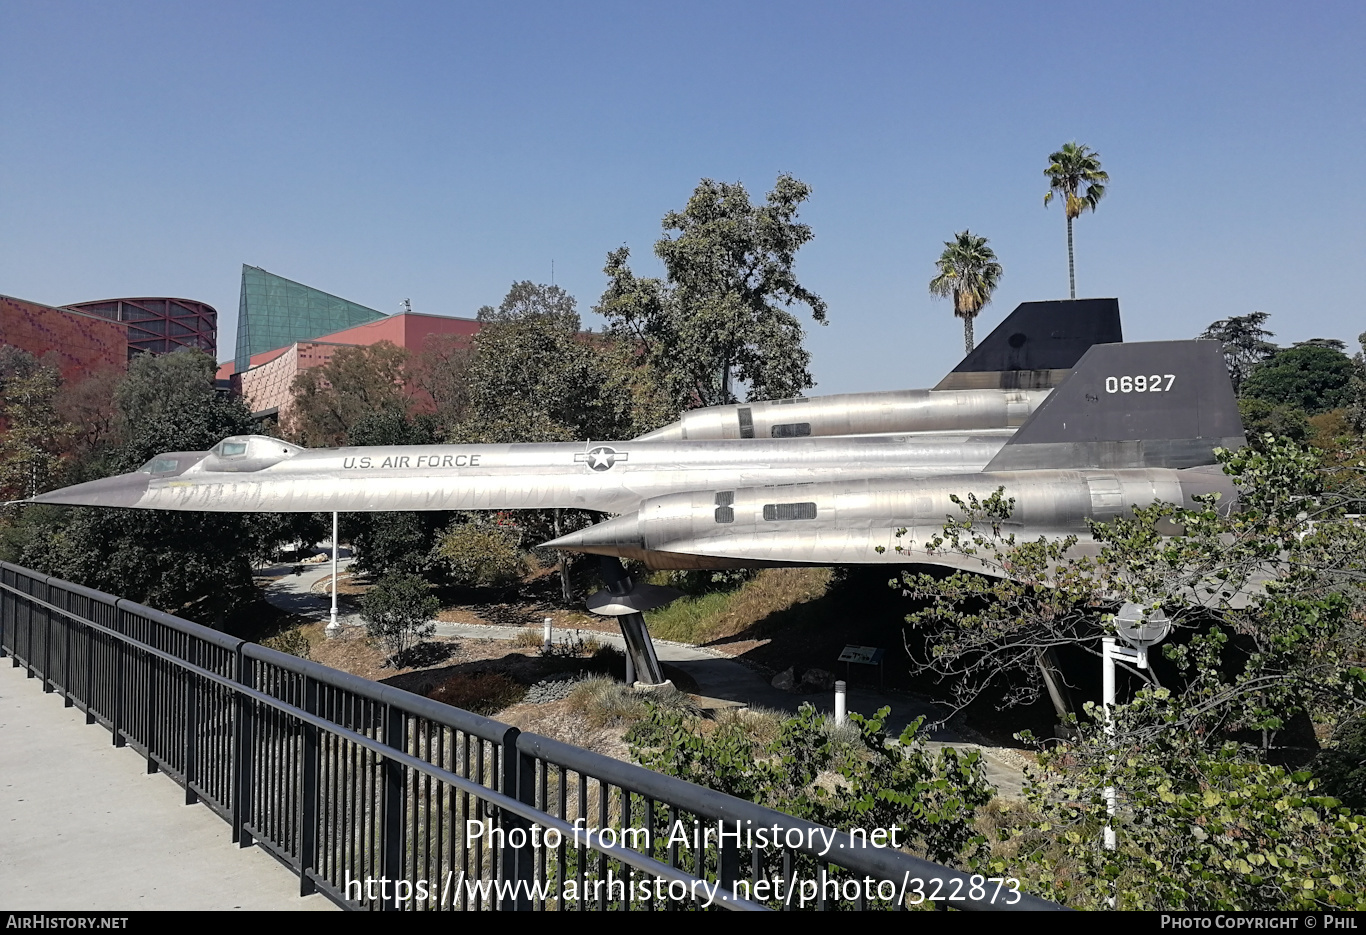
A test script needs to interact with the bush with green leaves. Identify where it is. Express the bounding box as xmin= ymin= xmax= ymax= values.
xmin=360 ymin=572 xmax=440 ymax=662
xmin=434 ymin=519 xmax=524 ymax=589
xmin=999 ymin=709 xmax=1366 ymax=910
xmin=893 ymin=436 xmax=1366 ymax=908
xmin=626 ymin=701 xmax=993 ymax=867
